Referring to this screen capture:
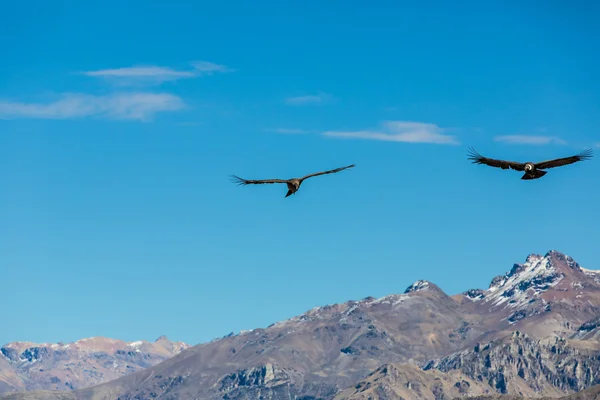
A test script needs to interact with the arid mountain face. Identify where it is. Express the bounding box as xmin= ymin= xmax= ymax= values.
xmin=0 ymin=336 xmax=188 ymax=395
xmin=339 ymin=331 xmax=600 ymax=400
xmin=2 ymin=250 xmax=600 ymax=400
xmin=454 ymin=250 xmax=600 ymax=341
